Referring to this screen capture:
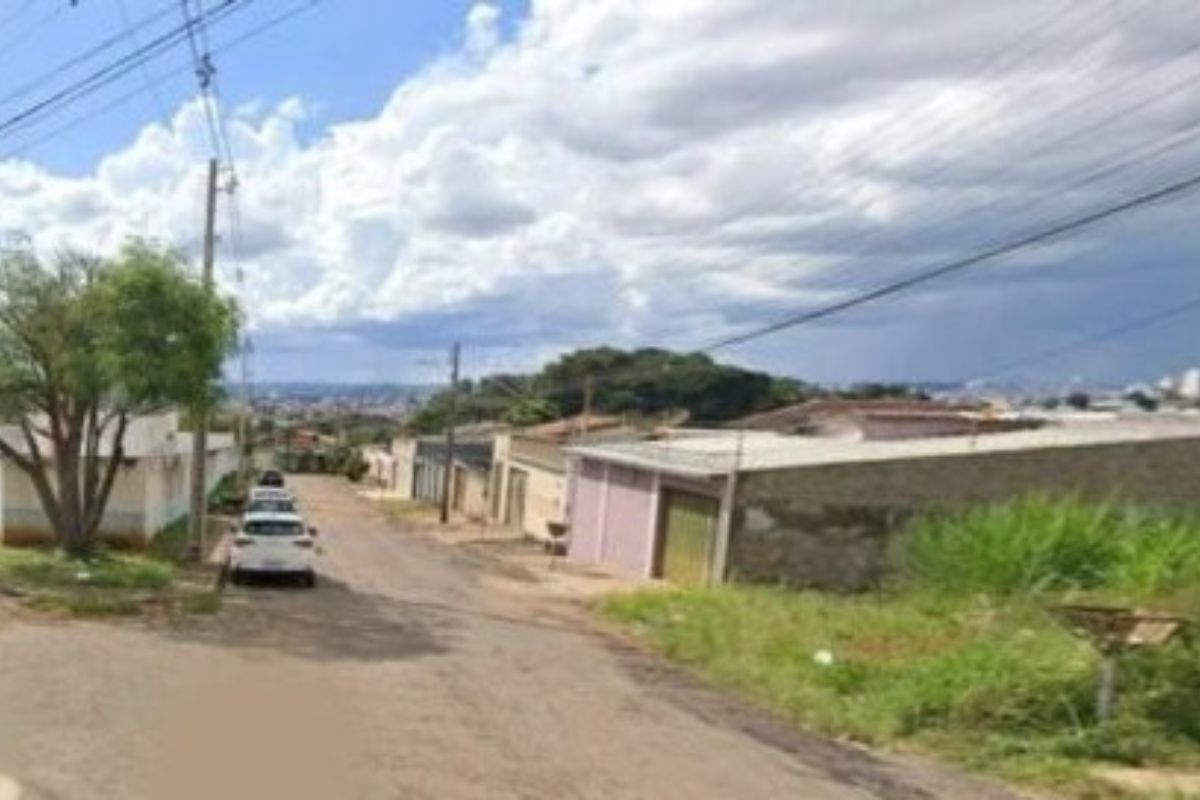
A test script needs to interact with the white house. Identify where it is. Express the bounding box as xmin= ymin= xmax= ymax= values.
xmin=0 ymin=411 xmax=238 ymax=546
